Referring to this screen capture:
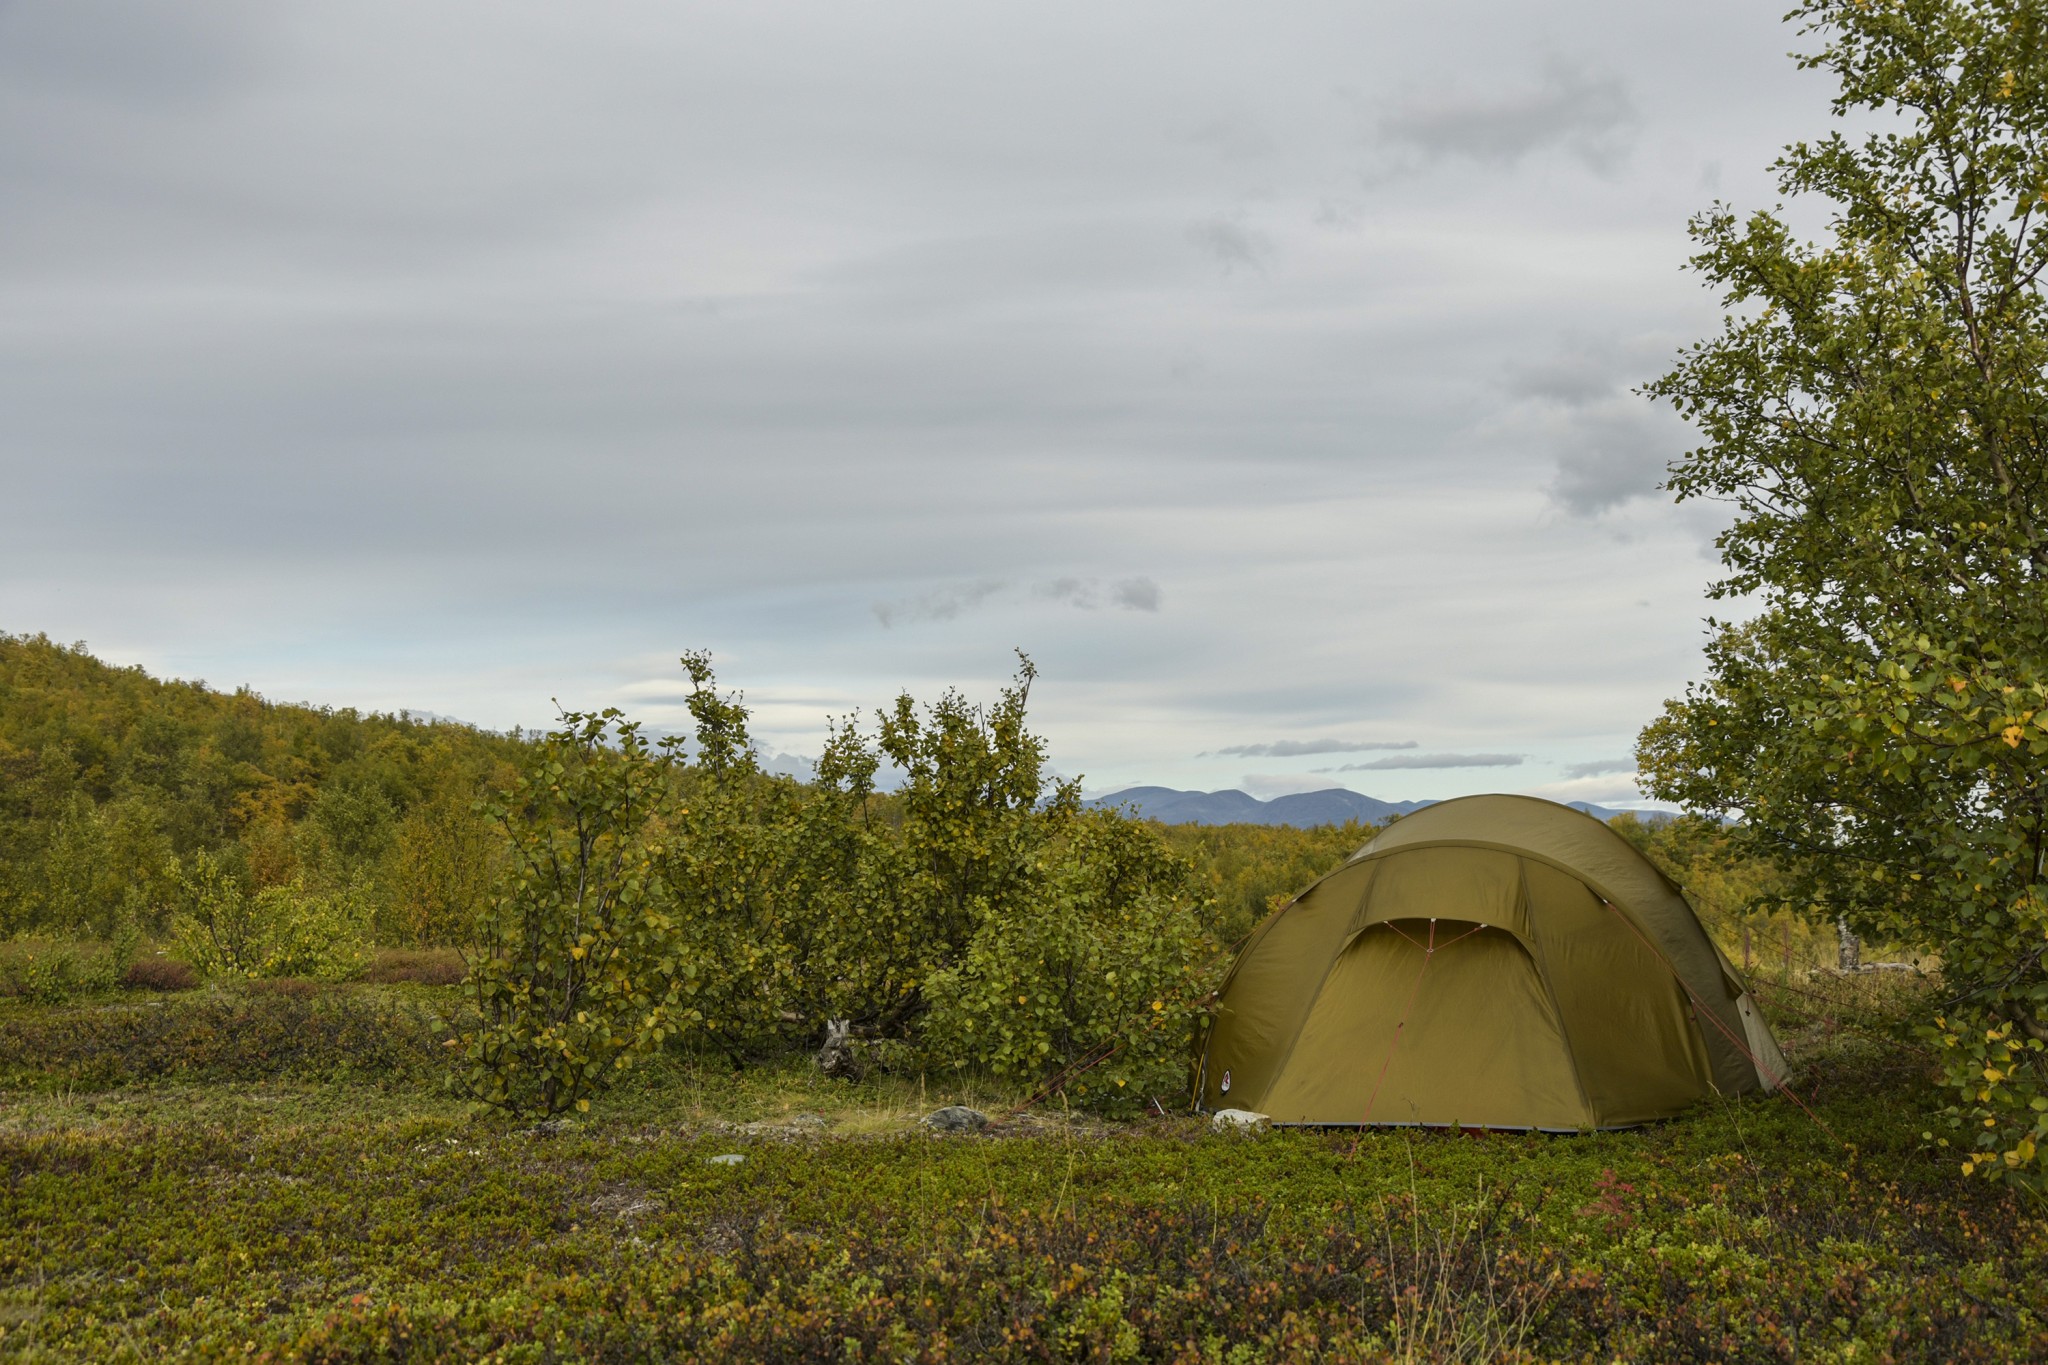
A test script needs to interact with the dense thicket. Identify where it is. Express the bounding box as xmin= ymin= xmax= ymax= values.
xmin=0 ymin=638 xmax=1227 ymax=1113
xmin=1156 ymin=821 xmax=1381 ymax=947
xmin=454 ymin=653 xmax=1219 ymax=1116
xmin=0 ymin=633 xmax=527 ymax=944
